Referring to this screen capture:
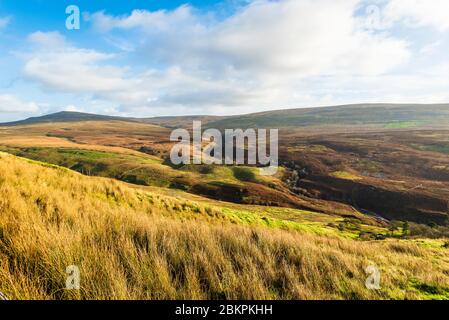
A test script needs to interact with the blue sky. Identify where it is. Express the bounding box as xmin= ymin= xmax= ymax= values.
xmin=1 ymin=0 xmax=449 ymax=121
